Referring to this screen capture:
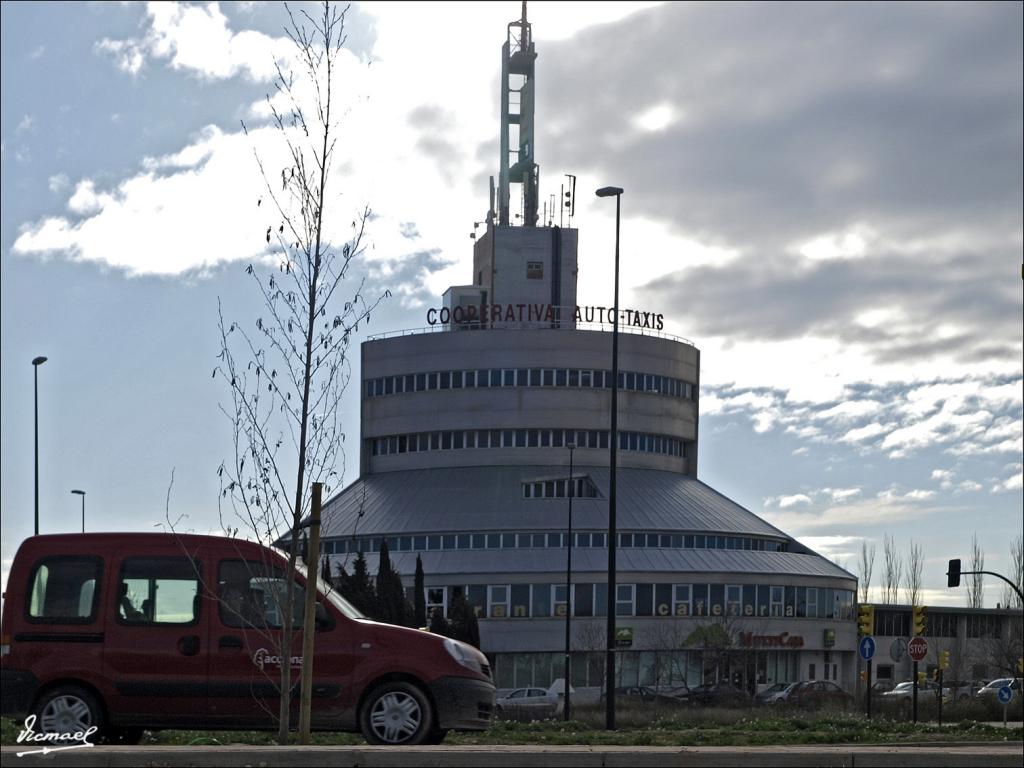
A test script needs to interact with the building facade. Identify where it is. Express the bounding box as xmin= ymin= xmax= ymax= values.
xmin=316 ymin=5 xmax=859 ymax=694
